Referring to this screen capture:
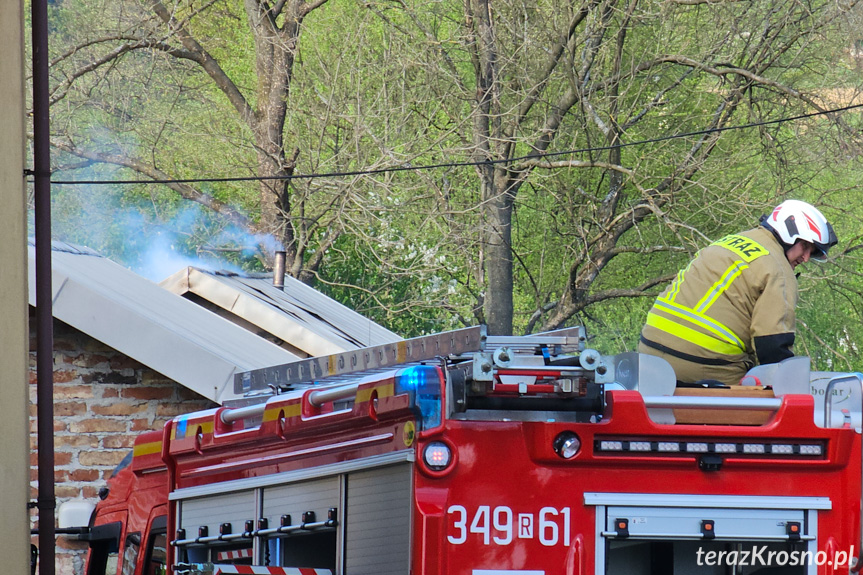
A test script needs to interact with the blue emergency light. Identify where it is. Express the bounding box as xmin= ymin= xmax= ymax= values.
xmin=394 ymin=365 xmax=443 ymax=430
